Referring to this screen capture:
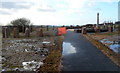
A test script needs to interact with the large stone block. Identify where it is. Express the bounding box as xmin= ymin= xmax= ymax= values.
xmin=94 ymin=24 xmax=97 ymax=28
xmin=25 ymin=27 xmax=30 ymax=37
xmin=53 ymin=26 xmax=55 ymax=30
xmin=13 ymin=28 xmax=19 ymax=38
xmin=2 ymin=27 xmax=10 ymax=38
xmin=46 ymin=26 xmax=49 ymax=31
xmin=94 ymin=26 xmax=100 ymax=33
xmin=36 ymin=28 xmax=43 ymax=37
xmin=108 ymin=26 xmax=113 ymax=32
xmin=82 ymin=27 xmax=87 ymax=34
